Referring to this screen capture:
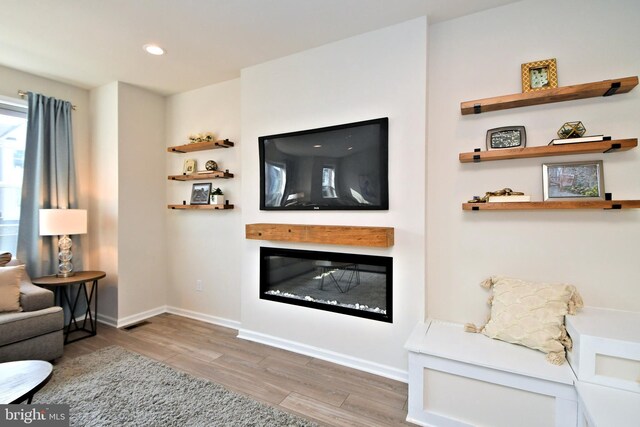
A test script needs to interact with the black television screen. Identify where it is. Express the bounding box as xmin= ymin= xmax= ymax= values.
xmin=259 ymin=117 xmax=388 ymax=210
